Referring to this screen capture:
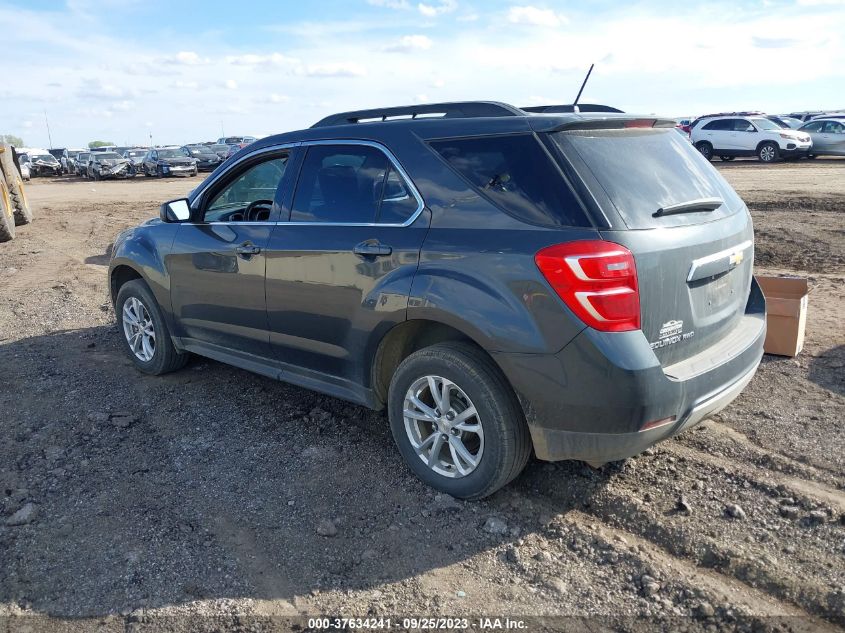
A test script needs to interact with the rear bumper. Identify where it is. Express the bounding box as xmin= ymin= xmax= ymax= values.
xmin=494 ymin=277 xmax=766 ymax=463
